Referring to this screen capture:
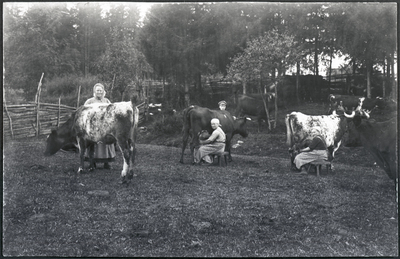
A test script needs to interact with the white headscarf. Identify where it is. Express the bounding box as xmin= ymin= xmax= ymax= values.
xmin=211 ymin=118 xmax=221 ymax=127
xmin=93 ymin=83 xmax=106 ymax=98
